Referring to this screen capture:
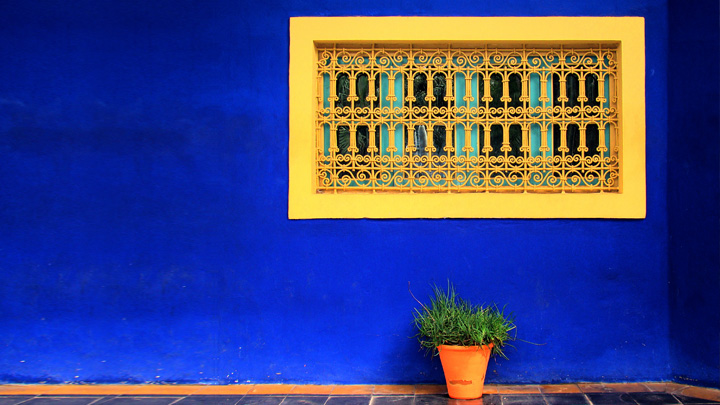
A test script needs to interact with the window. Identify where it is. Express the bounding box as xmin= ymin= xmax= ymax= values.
xmin=315 ymin=44 xmax=619 ymax=192
xmin=289 ymin=17 xmax=646 ymax=218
